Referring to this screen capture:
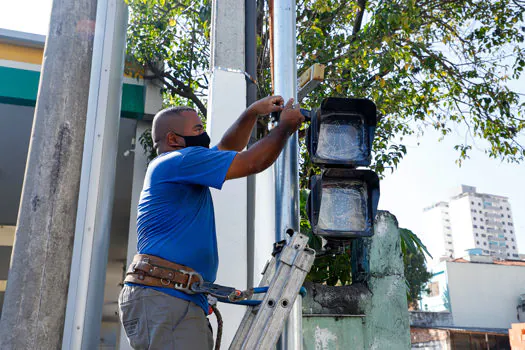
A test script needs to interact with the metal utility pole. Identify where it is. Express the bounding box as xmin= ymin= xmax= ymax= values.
xmin=0 ymin=0 xmax=97 ymax=348
xmin=272 ymin=0 xmax=302 ymax=349
xmin=62 ymin=0 xmax=128 ymax=348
